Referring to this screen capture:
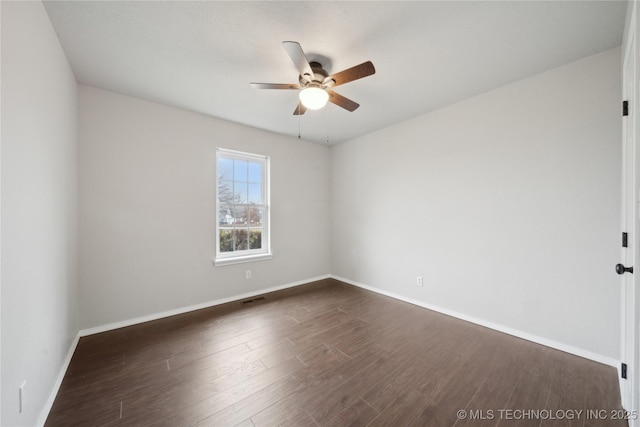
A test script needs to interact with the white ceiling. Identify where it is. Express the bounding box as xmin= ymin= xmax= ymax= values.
xmin=43 ymin=1 xmax=627 ymax=145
